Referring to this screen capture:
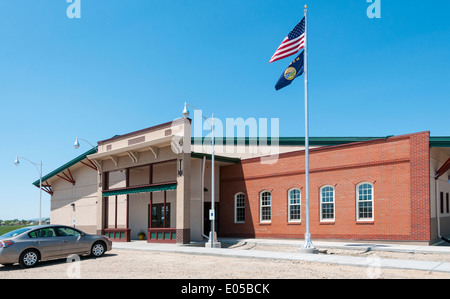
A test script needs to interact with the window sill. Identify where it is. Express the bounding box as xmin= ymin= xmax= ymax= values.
xmin=356 ymin=221 xmax=374 ymax=225
xmin=319 ymin=221 xmax=335 ymax=225
xmin=259 ymin=222 xmax=271 ymax=226
xmin=288 ymin=221 xmax=301 ymax=225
